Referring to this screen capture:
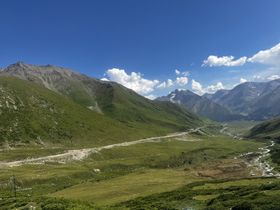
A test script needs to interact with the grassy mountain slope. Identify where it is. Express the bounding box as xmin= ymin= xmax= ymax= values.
xmin=1 ymin=62 xmax=102 ymax=111
xmin=0 ymin=76 xmax=136 ymax=147
xmin=248 ymin=117 xmax=280 ymax=140
xmin=95 ymin=83 xmax=200 ymax=128
xmin=0 ymin=76 xmax=203 ymax=147
xmin=0 ymin=62 xmax=202 ymax=129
